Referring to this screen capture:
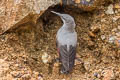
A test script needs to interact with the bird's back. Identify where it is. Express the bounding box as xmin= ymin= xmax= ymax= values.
xmin=56 ymin=26 xmax=77 ymax=74
xmin=57 ymin=27 xmax=77 ymax=48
